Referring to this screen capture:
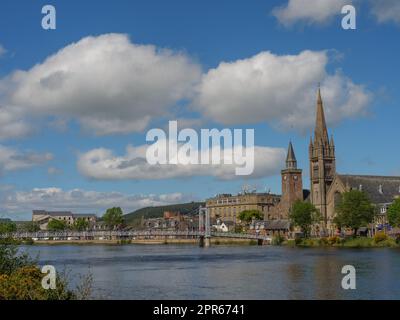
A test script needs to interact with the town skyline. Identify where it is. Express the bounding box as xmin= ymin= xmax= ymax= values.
xmin=1 ymin=0 xmax=400 ymax=220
